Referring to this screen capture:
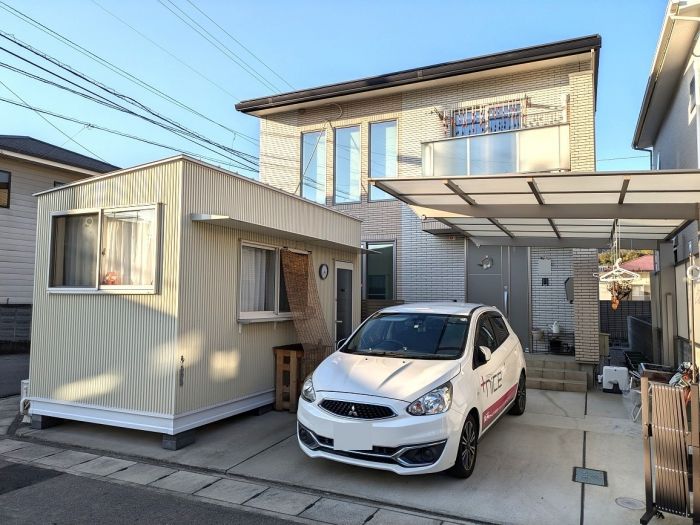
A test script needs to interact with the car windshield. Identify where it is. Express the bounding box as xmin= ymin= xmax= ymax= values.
xmin=342 ymin=313 xmax=470 ymax=360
